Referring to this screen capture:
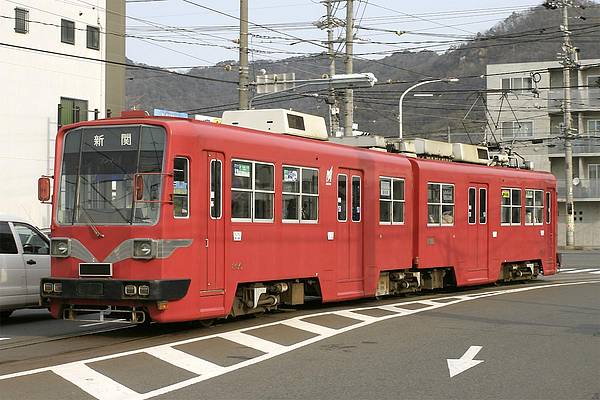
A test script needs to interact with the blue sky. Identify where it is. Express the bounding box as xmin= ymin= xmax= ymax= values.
xmin=126 ymin=0 xmax=541 ymax=68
